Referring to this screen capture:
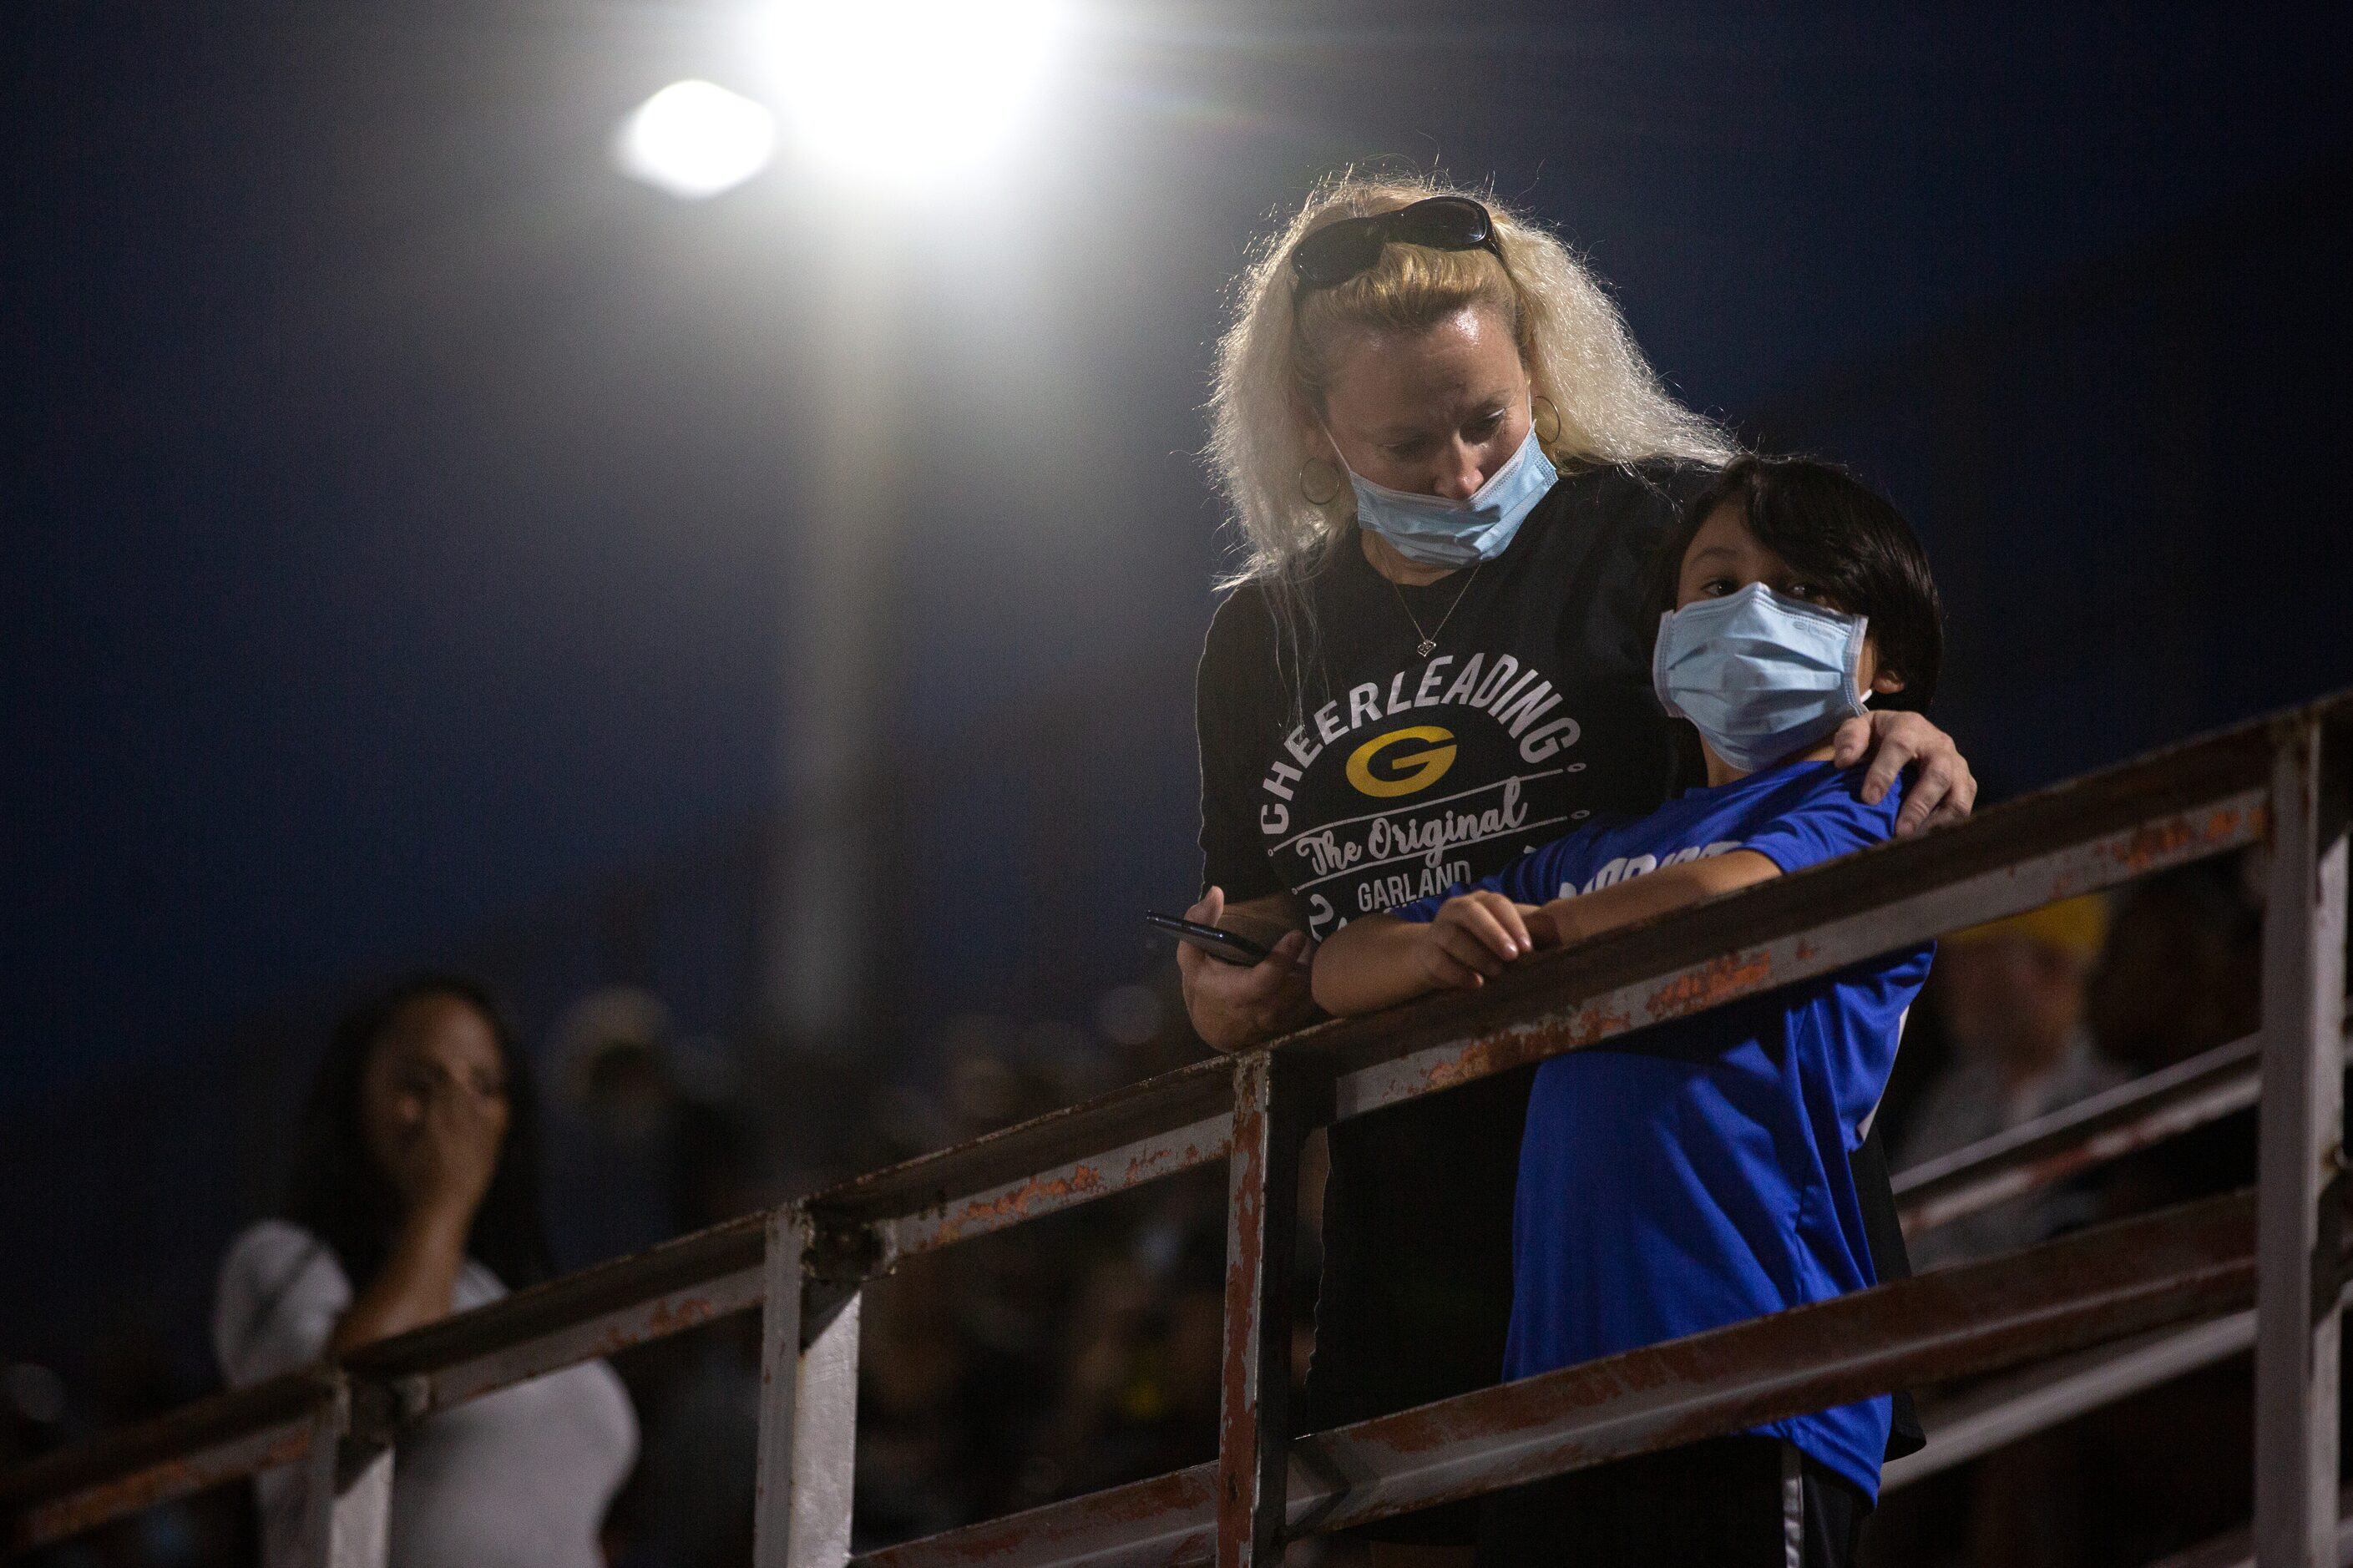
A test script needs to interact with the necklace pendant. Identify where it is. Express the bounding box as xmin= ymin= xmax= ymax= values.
xmin=1415 ymin=638 xmax=1437 ymax=658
